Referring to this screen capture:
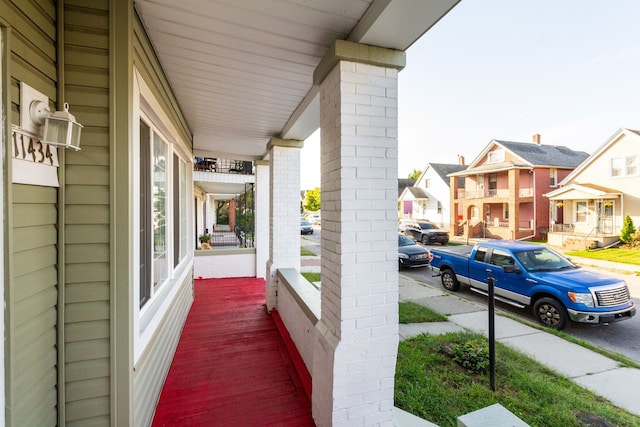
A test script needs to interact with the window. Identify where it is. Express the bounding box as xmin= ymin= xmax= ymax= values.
xmin=503 ymin=203 xmax=509 ymax=220
xmin=153 ymin=132 xmax=168 ymax=288
xmin=549 ymin=168 xmax=557 ymax=187
xmin=625 ymin=156 xmax=638 ymax=176
xmin=174 ymin=155 xmax=188 ymax=267
xmin=424 ymin=179 xmax=430 ymax=188
xmin=474 ymin=247 xmax=487 ymax=262
xmin=477 ymin=174 xmax=484 ymax=190
xmin=490 ymin=249 xmax=514 ymax=267
xmin=576 ymin=201 xmax=587 ymax=223
xmin=437 ymin=201 xmax=442 ymax=214
xmin=489 ymin=173 xmax=497 ymax=187
xmin=488 ymin=149 xmax=504 ymax=163
xmin=610 ymin=158 xmax=622 ymax=177
xmin=139 ymin=119 xmax=189 ymax=310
